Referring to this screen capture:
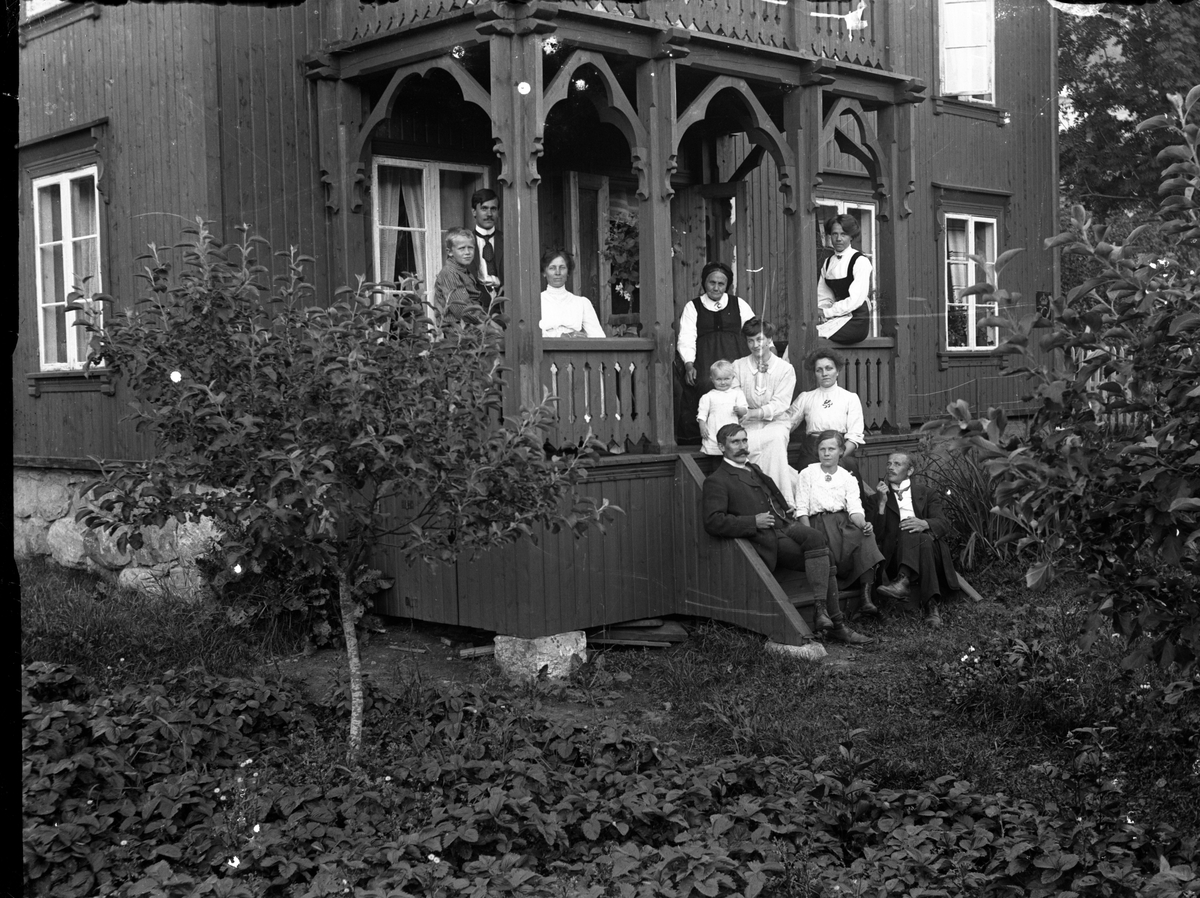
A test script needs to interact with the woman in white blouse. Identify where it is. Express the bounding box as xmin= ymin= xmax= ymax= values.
xmin=817 ymin=214 xmax=871 ymax=345
xmin=730 ymin=318 xmax=797 ymax=502
xmin=539 ymin=249 xmax=606 ymax=339
xmin=787 ymin=346 xmax=866 ymax=475
xmin=793 ymin=430 xmax=885 ymax=617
